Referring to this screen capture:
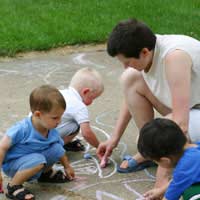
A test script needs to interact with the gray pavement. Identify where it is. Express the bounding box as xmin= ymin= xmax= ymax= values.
xmin=0 ymin=45 xmax=156 ymax=200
